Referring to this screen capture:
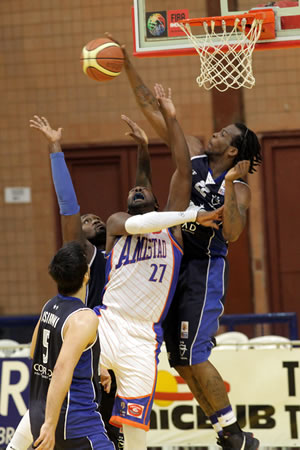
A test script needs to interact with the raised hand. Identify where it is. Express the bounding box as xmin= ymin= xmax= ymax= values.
xmin=196 ymin=206 xmax=224 ymax=229
xmin=225 ymin=160 xmax=250 ymax=182
xmin=104 ymin=32 xmax=128 ymax=60
xmin=29 ymin=116 xmax=63 ymax=144
xmin=154 ymin=83 xmax=176 ymax=119
xmin=121 ymin=114 xmax=148 ymax=146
